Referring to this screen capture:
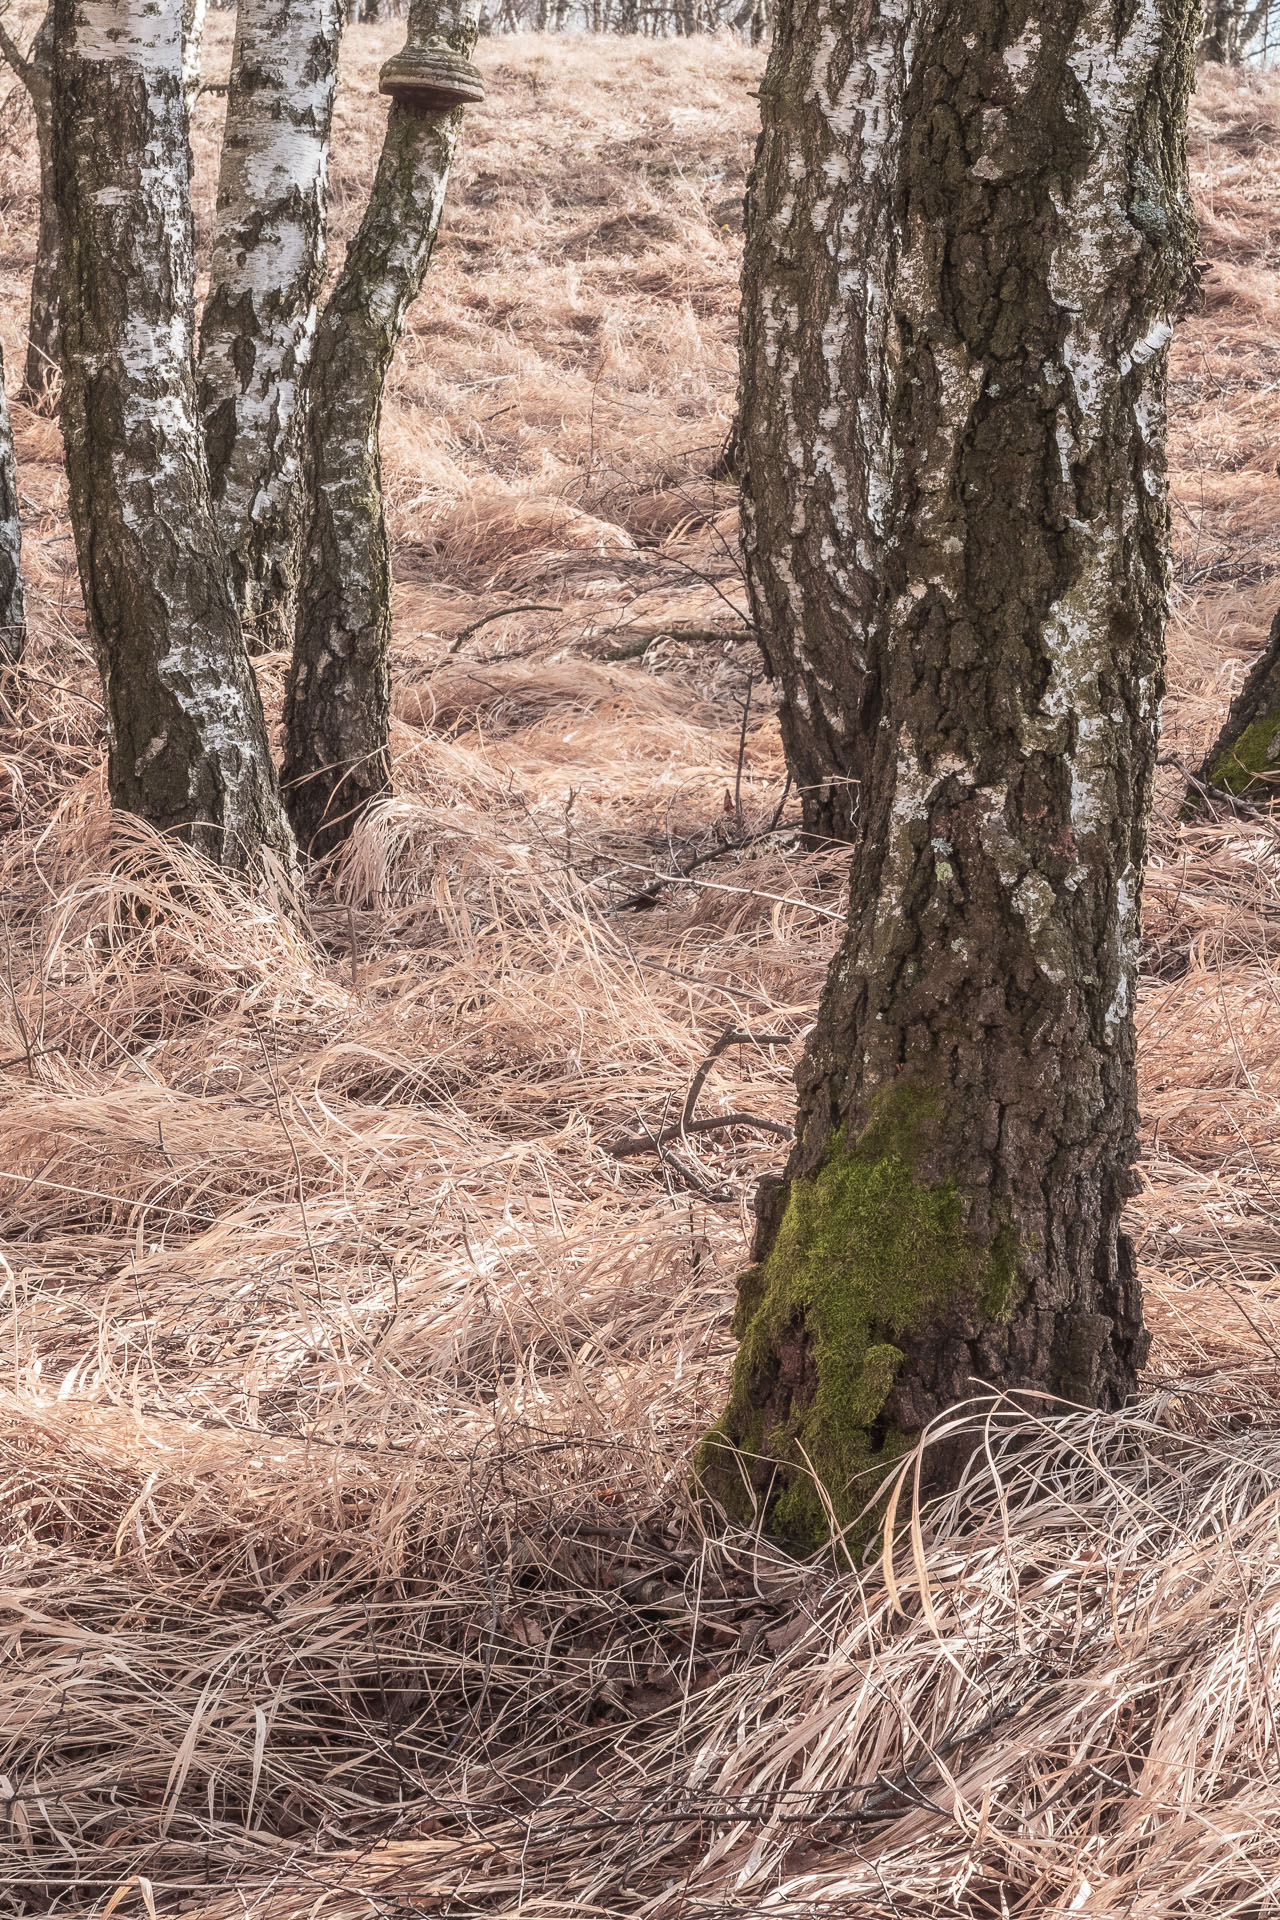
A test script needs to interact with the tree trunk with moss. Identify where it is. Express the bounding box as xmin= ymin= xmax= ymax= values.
xmin=197 ymin=0 xmax=343 ymax=651
xmin=702 ymin=0 xmax=1200 ymax=1543
xmin=1196 ymin=609 xmax=1280 ymax=801
xmin=281 ymin=0 xmax=481 ymax=858
xmin=0 ymin=343 xmax=25 ymax=662
xmin=53 ymin=0 xmax=296 ymax=877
